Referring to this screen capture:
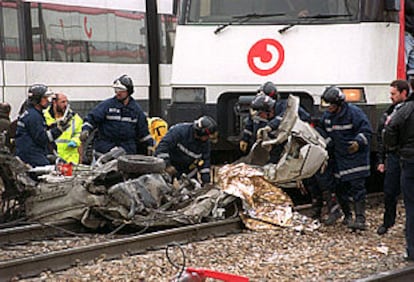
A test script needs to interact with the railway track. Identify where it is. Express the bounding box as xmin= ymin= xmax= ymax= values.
xmin=357 ymin=264 xmax=414 ymax=282
xmin=1 ymin=192 xmax=413 ymax=281
xmin=0 ymin=218 xmax=243 ymax=281
xmin=0 ymin=219 xmax=81 ymax=246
